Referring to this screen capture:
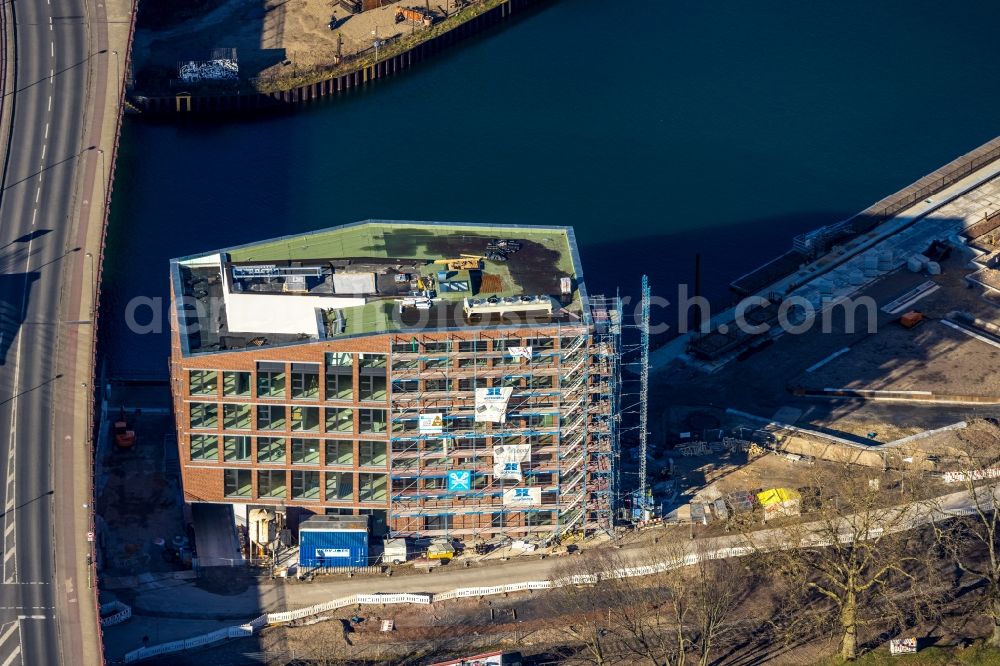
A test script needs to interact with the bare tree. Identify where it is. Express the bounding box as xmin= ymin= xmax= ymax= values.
xmin=548 ymin=542 xmax=754 ymax=666
xmin=745 ymin=466 xmax=931 ymax=661
xmin=545 ymin=553 xmax=622 ymax=665
xmin=927 ymin=465 xmax=1000 ymax=645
